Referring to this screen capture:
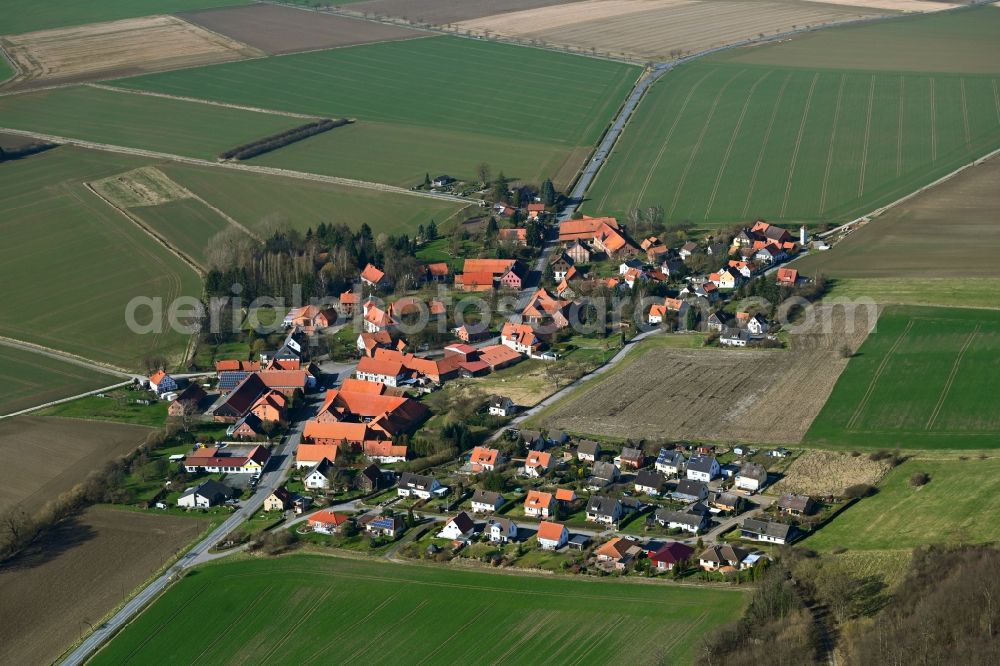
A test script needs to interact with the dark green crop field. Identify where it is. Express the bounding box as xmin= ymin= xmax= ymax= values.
xmin=113 ymin=36 xmax=639 ymax=186
xmin=0 ymin=0 xmax=252 ymax=35
xmin=806 ymin=306 xmax=1000 ymax=449
xmin=0 ymin=346 xmax=119 ymax=416
xmin=91 ymin=555 xmax=744 ymax=665
xmin=585 ymin=7 xmax=1000 ymax=226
